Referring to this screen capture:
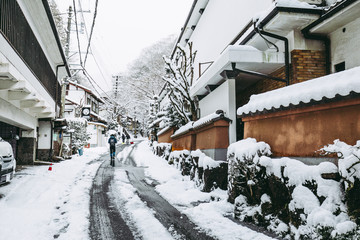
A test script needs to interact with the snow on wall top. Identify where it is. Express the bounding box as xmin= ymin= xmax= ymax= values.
xmin=157 ymin=126 xmax=172 ymax=136
xmin=171 ymin=111 xmax=226 ymax=138
xmin=237 ymin=66 xmax=360 ymax=116
xmin=171 ymin=121 xmax=194 ymax=138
